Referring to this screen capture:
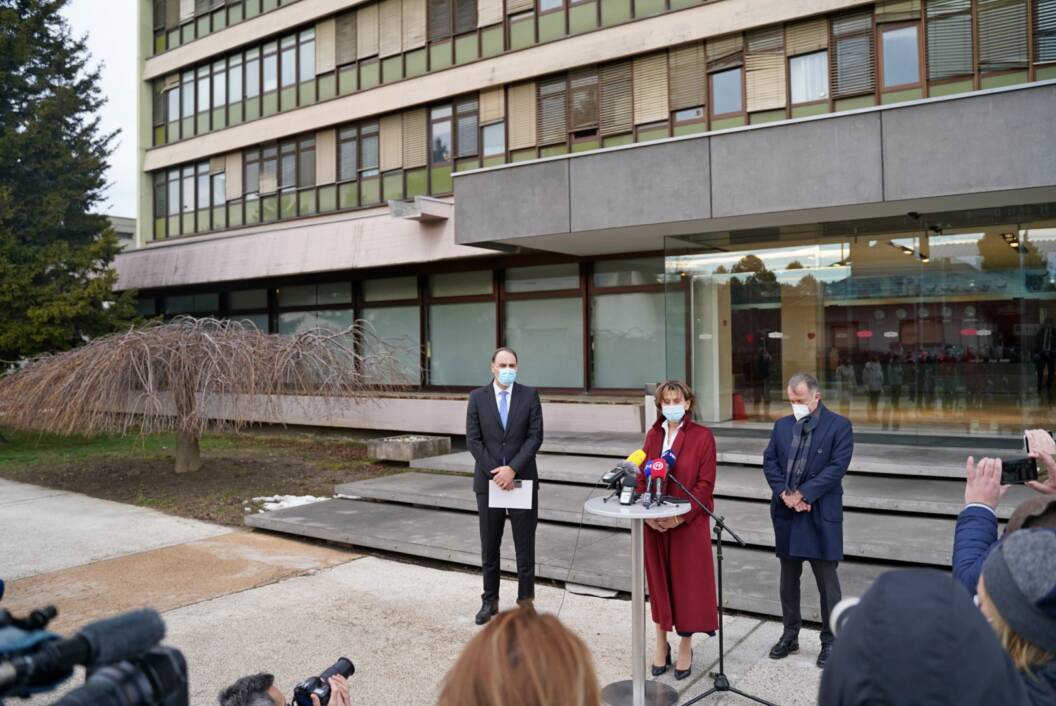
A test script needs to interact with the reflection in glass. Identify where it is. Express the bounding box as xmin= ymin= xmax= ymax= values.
xmin=429 ymin=302 xmax=496 ymax=385
xmin=711 ymin=68 xmax=742 ymax=116
xmin=882 ymin=26 xmax=919 ymax=88
xmin=506 ymin=299 xmax=584 ymax=387
xmin=592 ymin=292 xmax=667 ymax=388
